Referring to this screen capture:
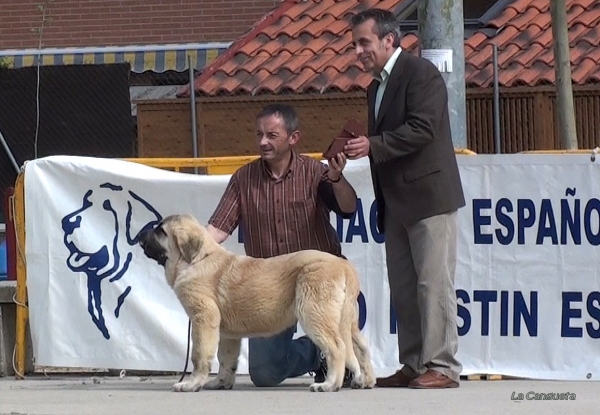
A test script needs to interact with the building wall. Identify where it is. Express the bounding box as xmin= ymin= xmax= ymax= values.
xmin=0 ymin=0 xmax=282 ymax=49
xmin=136 ymin=94 xmax=369 ymax=158
xmin=136 ymin=86 xmax=600 ymax=158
